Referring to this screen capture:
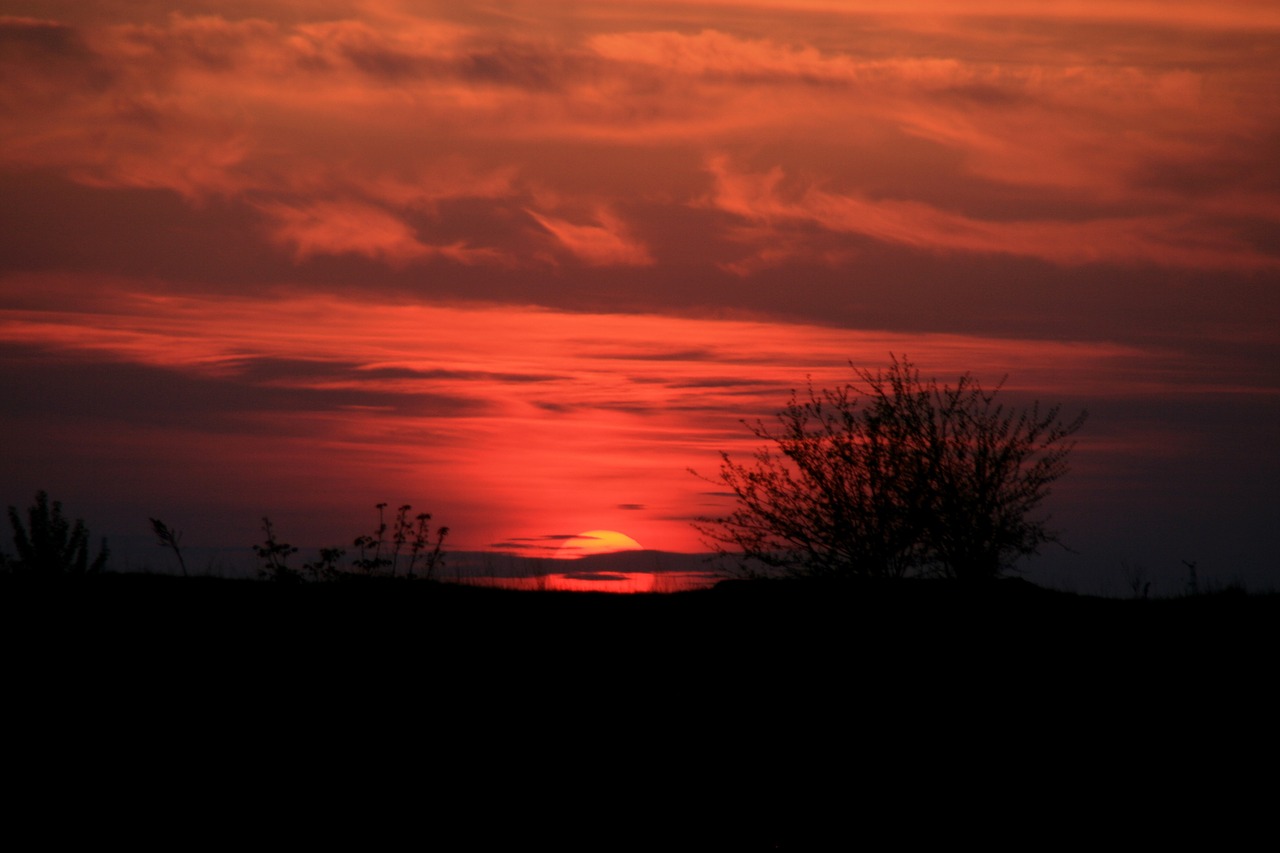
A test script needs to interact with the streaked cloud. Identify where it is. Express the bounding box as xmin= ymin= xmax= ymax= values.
xmin=705 ymin=156 xmax=1279 ymax=271
xmin=259 ymin=199 xmax=501 ymax=265
xmin=527 ymin=207 xmax=653 ymax=266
